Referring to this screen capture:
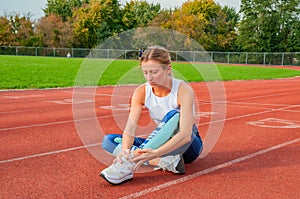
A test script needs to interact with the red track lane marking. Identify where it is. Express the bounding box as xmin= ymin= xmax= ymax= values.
xmin=119 ymin=138 xmax=300 ymax=199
